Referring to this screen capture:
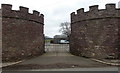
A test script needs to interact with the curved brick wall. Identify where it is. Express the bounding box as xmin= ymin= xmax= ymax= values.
xmin=2 ymin=4 xmax=45 ymax=62
xmin=70 ymin=4 xmax=120 ymax=59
